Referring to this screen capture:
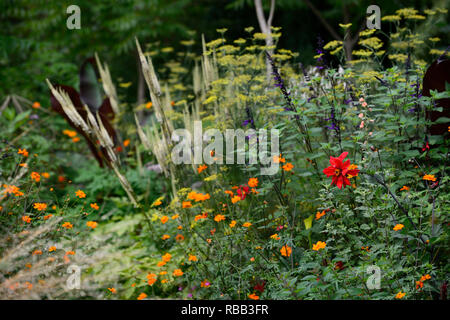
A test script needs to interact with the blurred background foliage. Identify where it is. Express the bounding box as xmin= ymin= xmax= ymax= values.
xmin=1 ymin=0 xmax=448 ymax=105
